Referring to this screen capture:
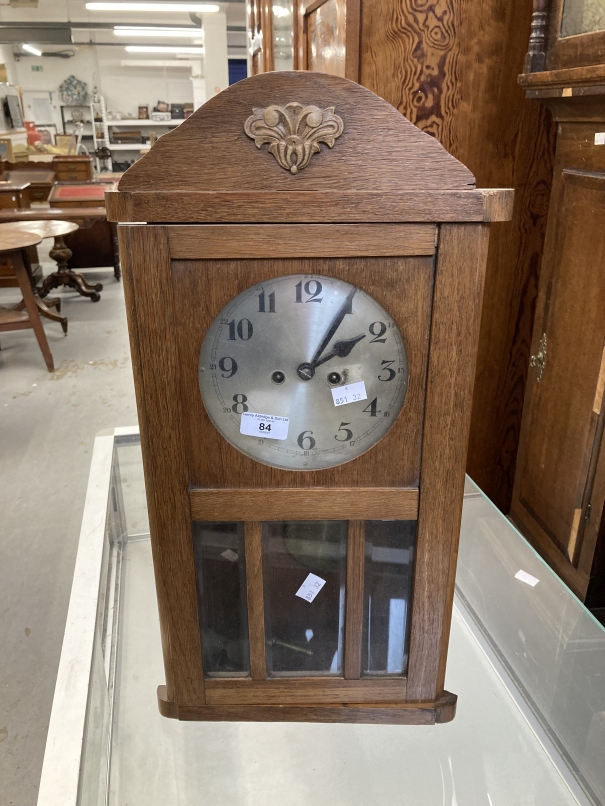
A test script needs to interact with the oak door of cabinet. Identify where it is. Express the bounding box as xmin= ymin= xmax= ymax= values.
xmin=512 ymin=170 xmax=605 ymax=588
